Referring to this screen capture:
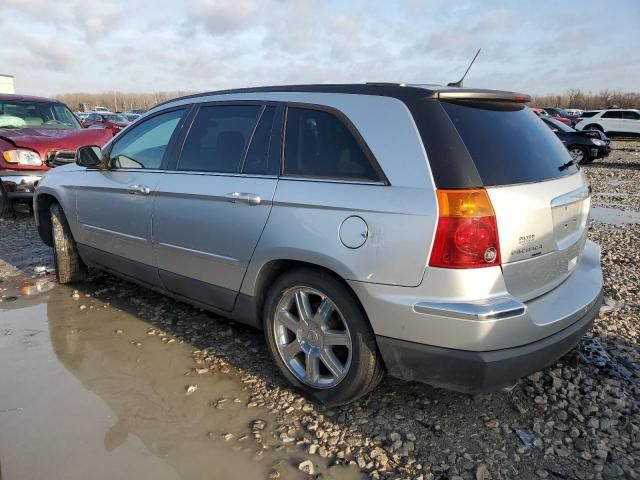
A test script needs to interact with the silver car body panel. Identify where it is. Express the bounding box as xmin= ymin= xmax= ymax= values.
xmin=349 ymin=240 xmax=602 ymax=351
xmin=152 ymin=171 xmax=278 ymax=296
